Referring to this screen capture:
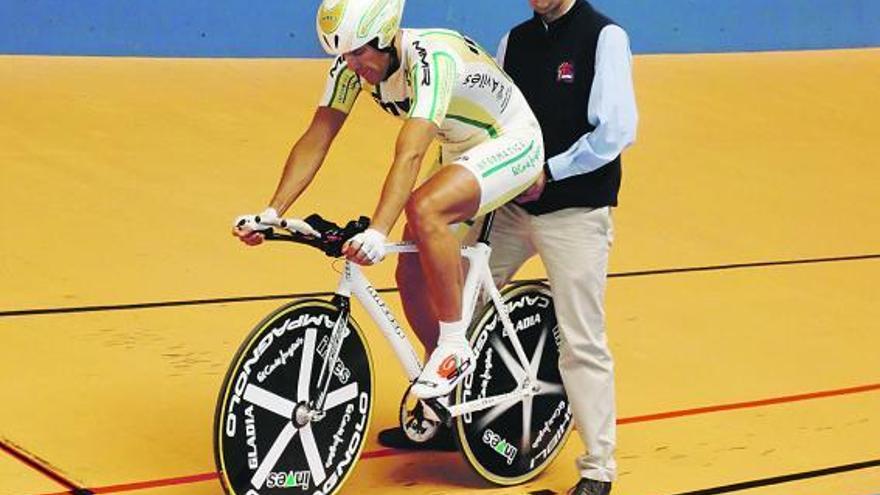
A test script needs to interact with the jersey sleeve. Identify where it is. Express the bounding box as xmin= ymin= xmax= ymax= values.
xmin=406 ymin=39 xmax=458 ymax=127
xmin=318 ymin=55 xmax=362 ymax=114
